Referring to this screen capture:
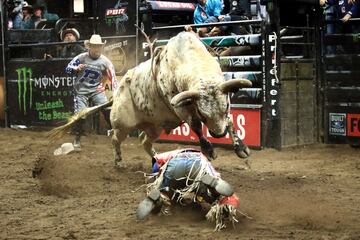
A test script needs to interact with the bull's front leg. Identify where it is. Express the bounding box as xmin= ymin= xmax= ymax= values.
xmin=191 ymin=119 xmax=217 ymax=160
xmin=139 ymin=131 xmax=157 ymax=157
xmin=227 ymin=116 xmax=251 ymax=165
xmin=111 ymin=129 xmax=128 ymax=168
xmin=139 ymin=126 xmax=162 ymax=158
